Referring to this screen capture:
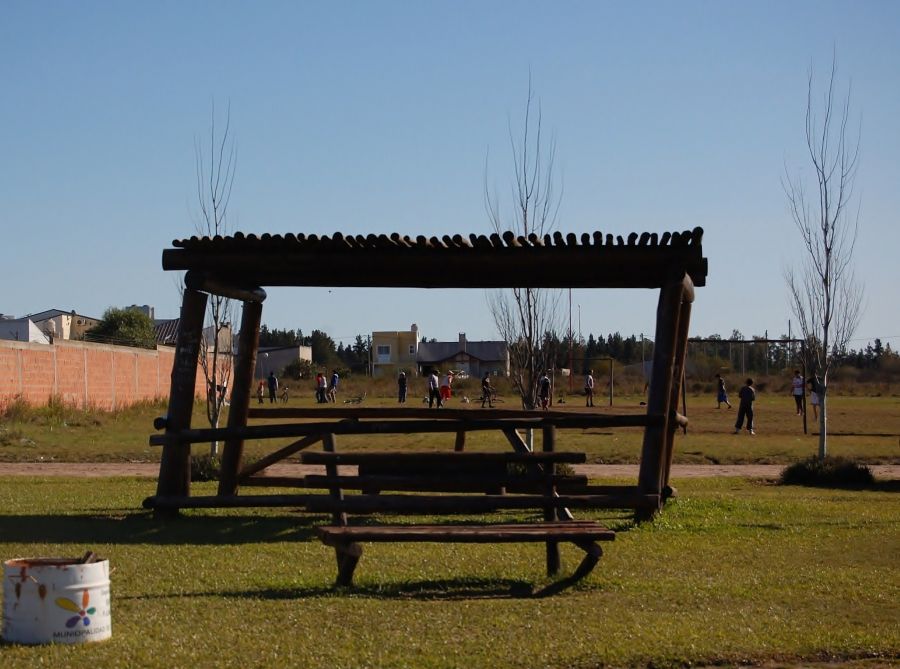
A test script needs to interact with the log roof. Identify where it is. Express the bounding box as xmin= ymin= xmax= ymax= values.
xmin=164 ymin=228 xmax=707 ymax=289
